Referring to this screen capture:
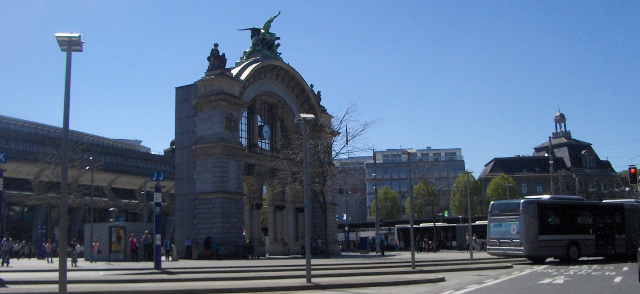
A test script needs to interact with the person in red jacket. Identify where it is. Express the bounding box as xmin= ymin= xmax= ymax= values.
xmin=128 ymin=233 xmax=139 ymax=262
